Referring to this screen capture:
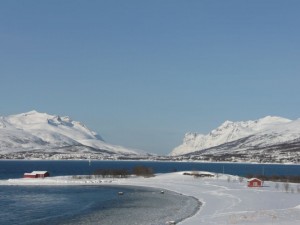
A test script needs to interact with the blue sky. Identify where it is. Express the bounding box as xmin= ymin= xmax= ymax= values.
xmin=1 ymin=1 xmax=300 ymax=154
